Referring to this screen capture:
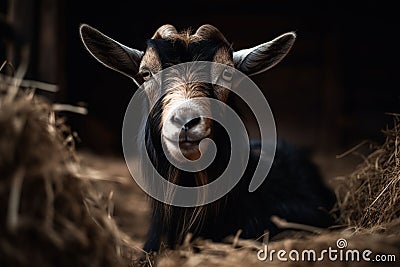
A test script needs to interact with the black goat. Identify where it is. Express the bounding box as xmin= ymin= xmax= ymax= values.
xmin=79 ymin=24 xmax=337 ymax=252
